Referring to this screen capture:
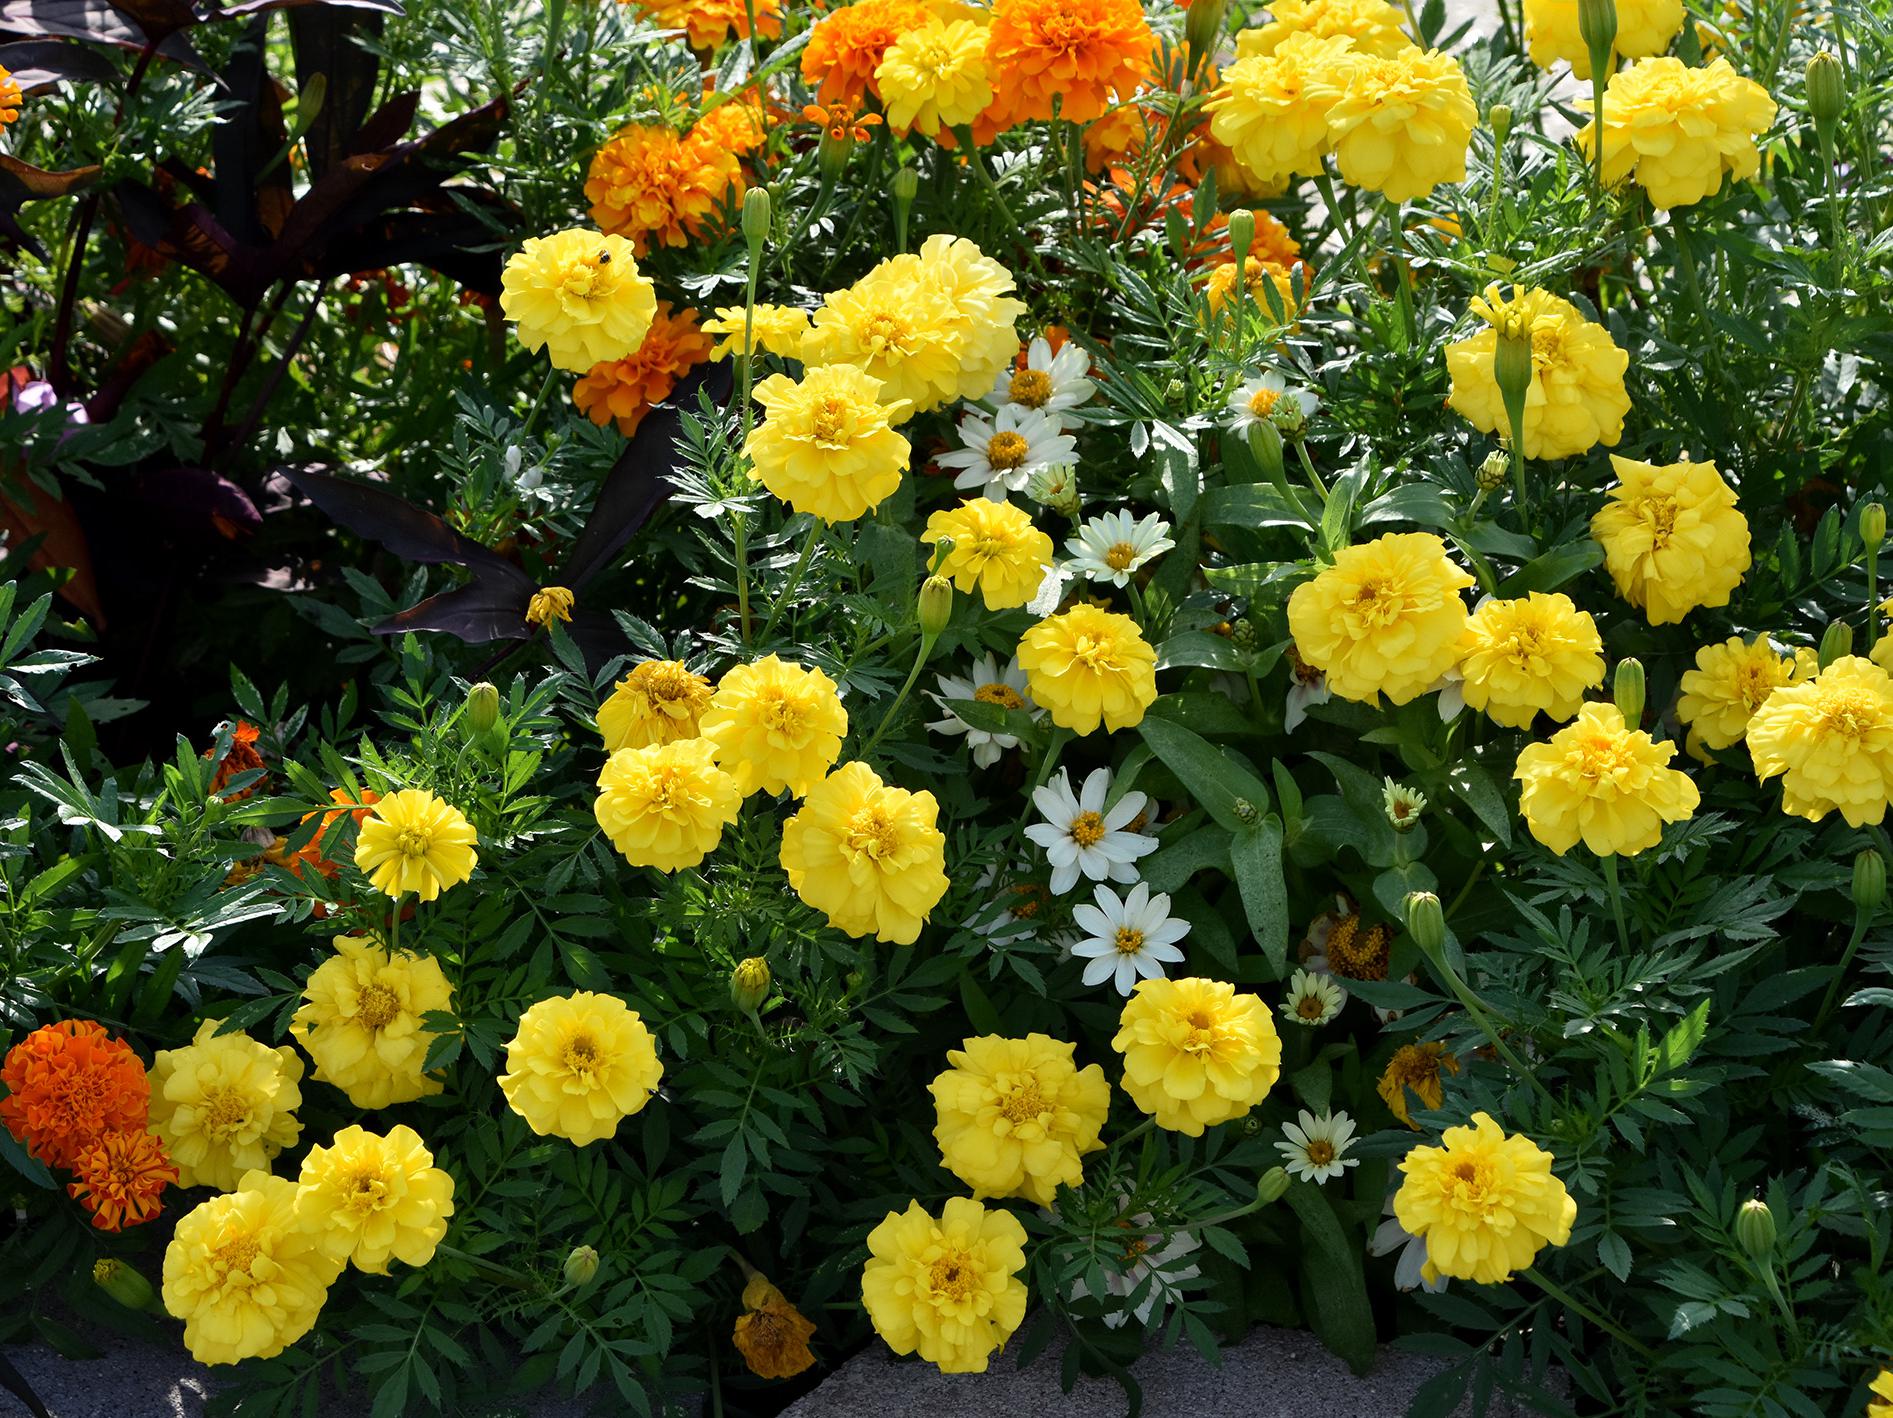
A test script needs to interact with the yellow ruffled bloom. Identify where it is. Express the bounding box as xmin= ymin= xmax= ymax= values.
xmin=353 ymin=788 xmax=479 ymax=902
xmin=1676 ymin=634 xmax=1800 ymax=754
xmin=1234 ymin=0 xmax=1412 ymax=58
xmin=1456 ymin=593 xmax=1604 ymax=729
xmin=288 ymin=936 xmax=452 ymax=1111
xmin=525 ymin=585 xmax=575 ymax=628
xmin=860 ymin=1196 xmax=1028 ymax=1374
xmin=1445 ymin=285 xmax=1630 ymax=461
xmin=294 ymin=1124 xmax=455 ymax=1274
xmin=744 ymin=363 xmax=913 ymax=523
xmin=700 ymin=654 xmax=850 ymax=798
xmin=1592 ymin=454 xmax=1750 ymax=625
xmin=1395 ymin=1112 xmax=1576 ymax=1284
xmin=1513 ymin=702 xmax=1699 ymax=856
xmin=149 ymin=1021 xmax=304 ymax=1193
xmin=929 ymin=1034 xmax=1111 ymax=1206
xmin=598 ymin=659 xmax=714 ymax=752
xmin=161 ymin=1171 xmax=342 ymax=1365
xmin=1523 ymin=0 xmax=1683 ymax=78
xmin=877 ymin=18 xmax=994 ymax=137
xmin=924 ymin=500 xmax=1054 ymax=610
xmin=780 ymin=761 xmax=949 ymax=944
xmin=1207 ymin=34 xmax=1356 ymax=190
xmin=594 ymin=739 xmax=743 ymax=871
xmin=1016 ymin=604 xmax=1158 ymax=734
xmin=500 ymin=229 xmax=658 ymax=373
xmin=1287 ymin=532 xmax=1473 ymax=705
xmin=1576 ymin=56 xmax=1776 ymax=210
xmin=497 ymin=992 xmax=664 ymax=1146
xmin=1112 ymin=977 xmax=1282 ymax=1136
xmin=1747 ymin=656 xmax=1893 ymax=827
xmin=1869 ymin=1369 xmax=1893 ymax=1418
xmin=1315 ymin=47 xmax=1476 ymax=204
xmin=703 ymin=304 xmax=812 ymax=362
